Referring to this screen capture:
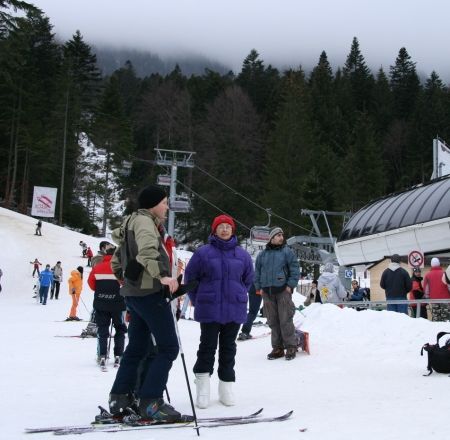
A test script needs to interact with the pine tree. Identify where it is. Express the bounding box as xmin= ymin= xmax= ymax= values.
xmin=236 ymin=49 xmax=280 ymax=122
xmin=0 ymin=9 xmax=61 ymax=209
xmin=90 ymin=75 xmax=134 ymax=234
xmin=187 ymin=85 xmax=264 ymax=241
xmin=262 ymin=69 xmax=314 ymax=236
xmin=308 ymin=51 xmax=335 ymax=142
xmin=343 ymin=37 xmax=374 ymax=112
xmin=389 ymin=47 xmax=421 ymax=119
